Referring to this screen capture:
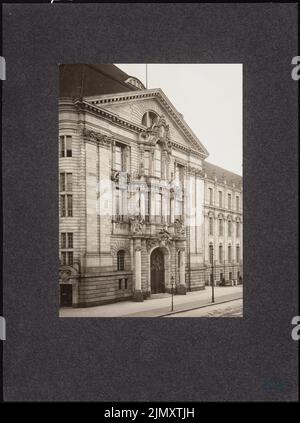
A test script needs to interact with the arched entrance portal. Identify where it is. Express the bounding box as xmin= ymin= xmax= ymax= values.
xmin=150 ymin=248 xmax=165 ymax=294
